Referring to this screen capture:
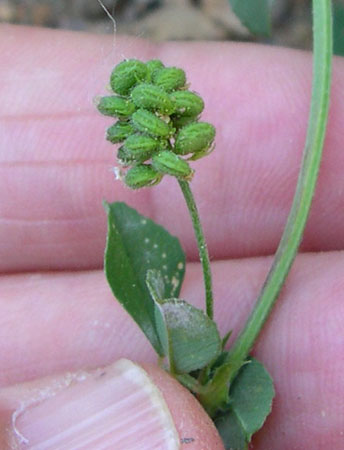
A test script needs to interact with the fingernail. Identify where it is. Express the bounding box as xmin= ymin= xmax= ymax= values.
xmin=8 ymin=359 xmax=179 ymax=449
